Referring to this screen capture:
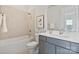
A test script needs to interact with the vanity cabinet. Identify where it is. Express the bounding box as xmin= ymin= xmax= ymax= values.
xmin=39 ymin=35 xmax=79 ymax=54
xmin=45 ymin=42 xmax=55 ymax=54
xmin=39 ymin=35 xmax=55 ymax=54
xmin=47 ymin=37 xmax=71 ymax=54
